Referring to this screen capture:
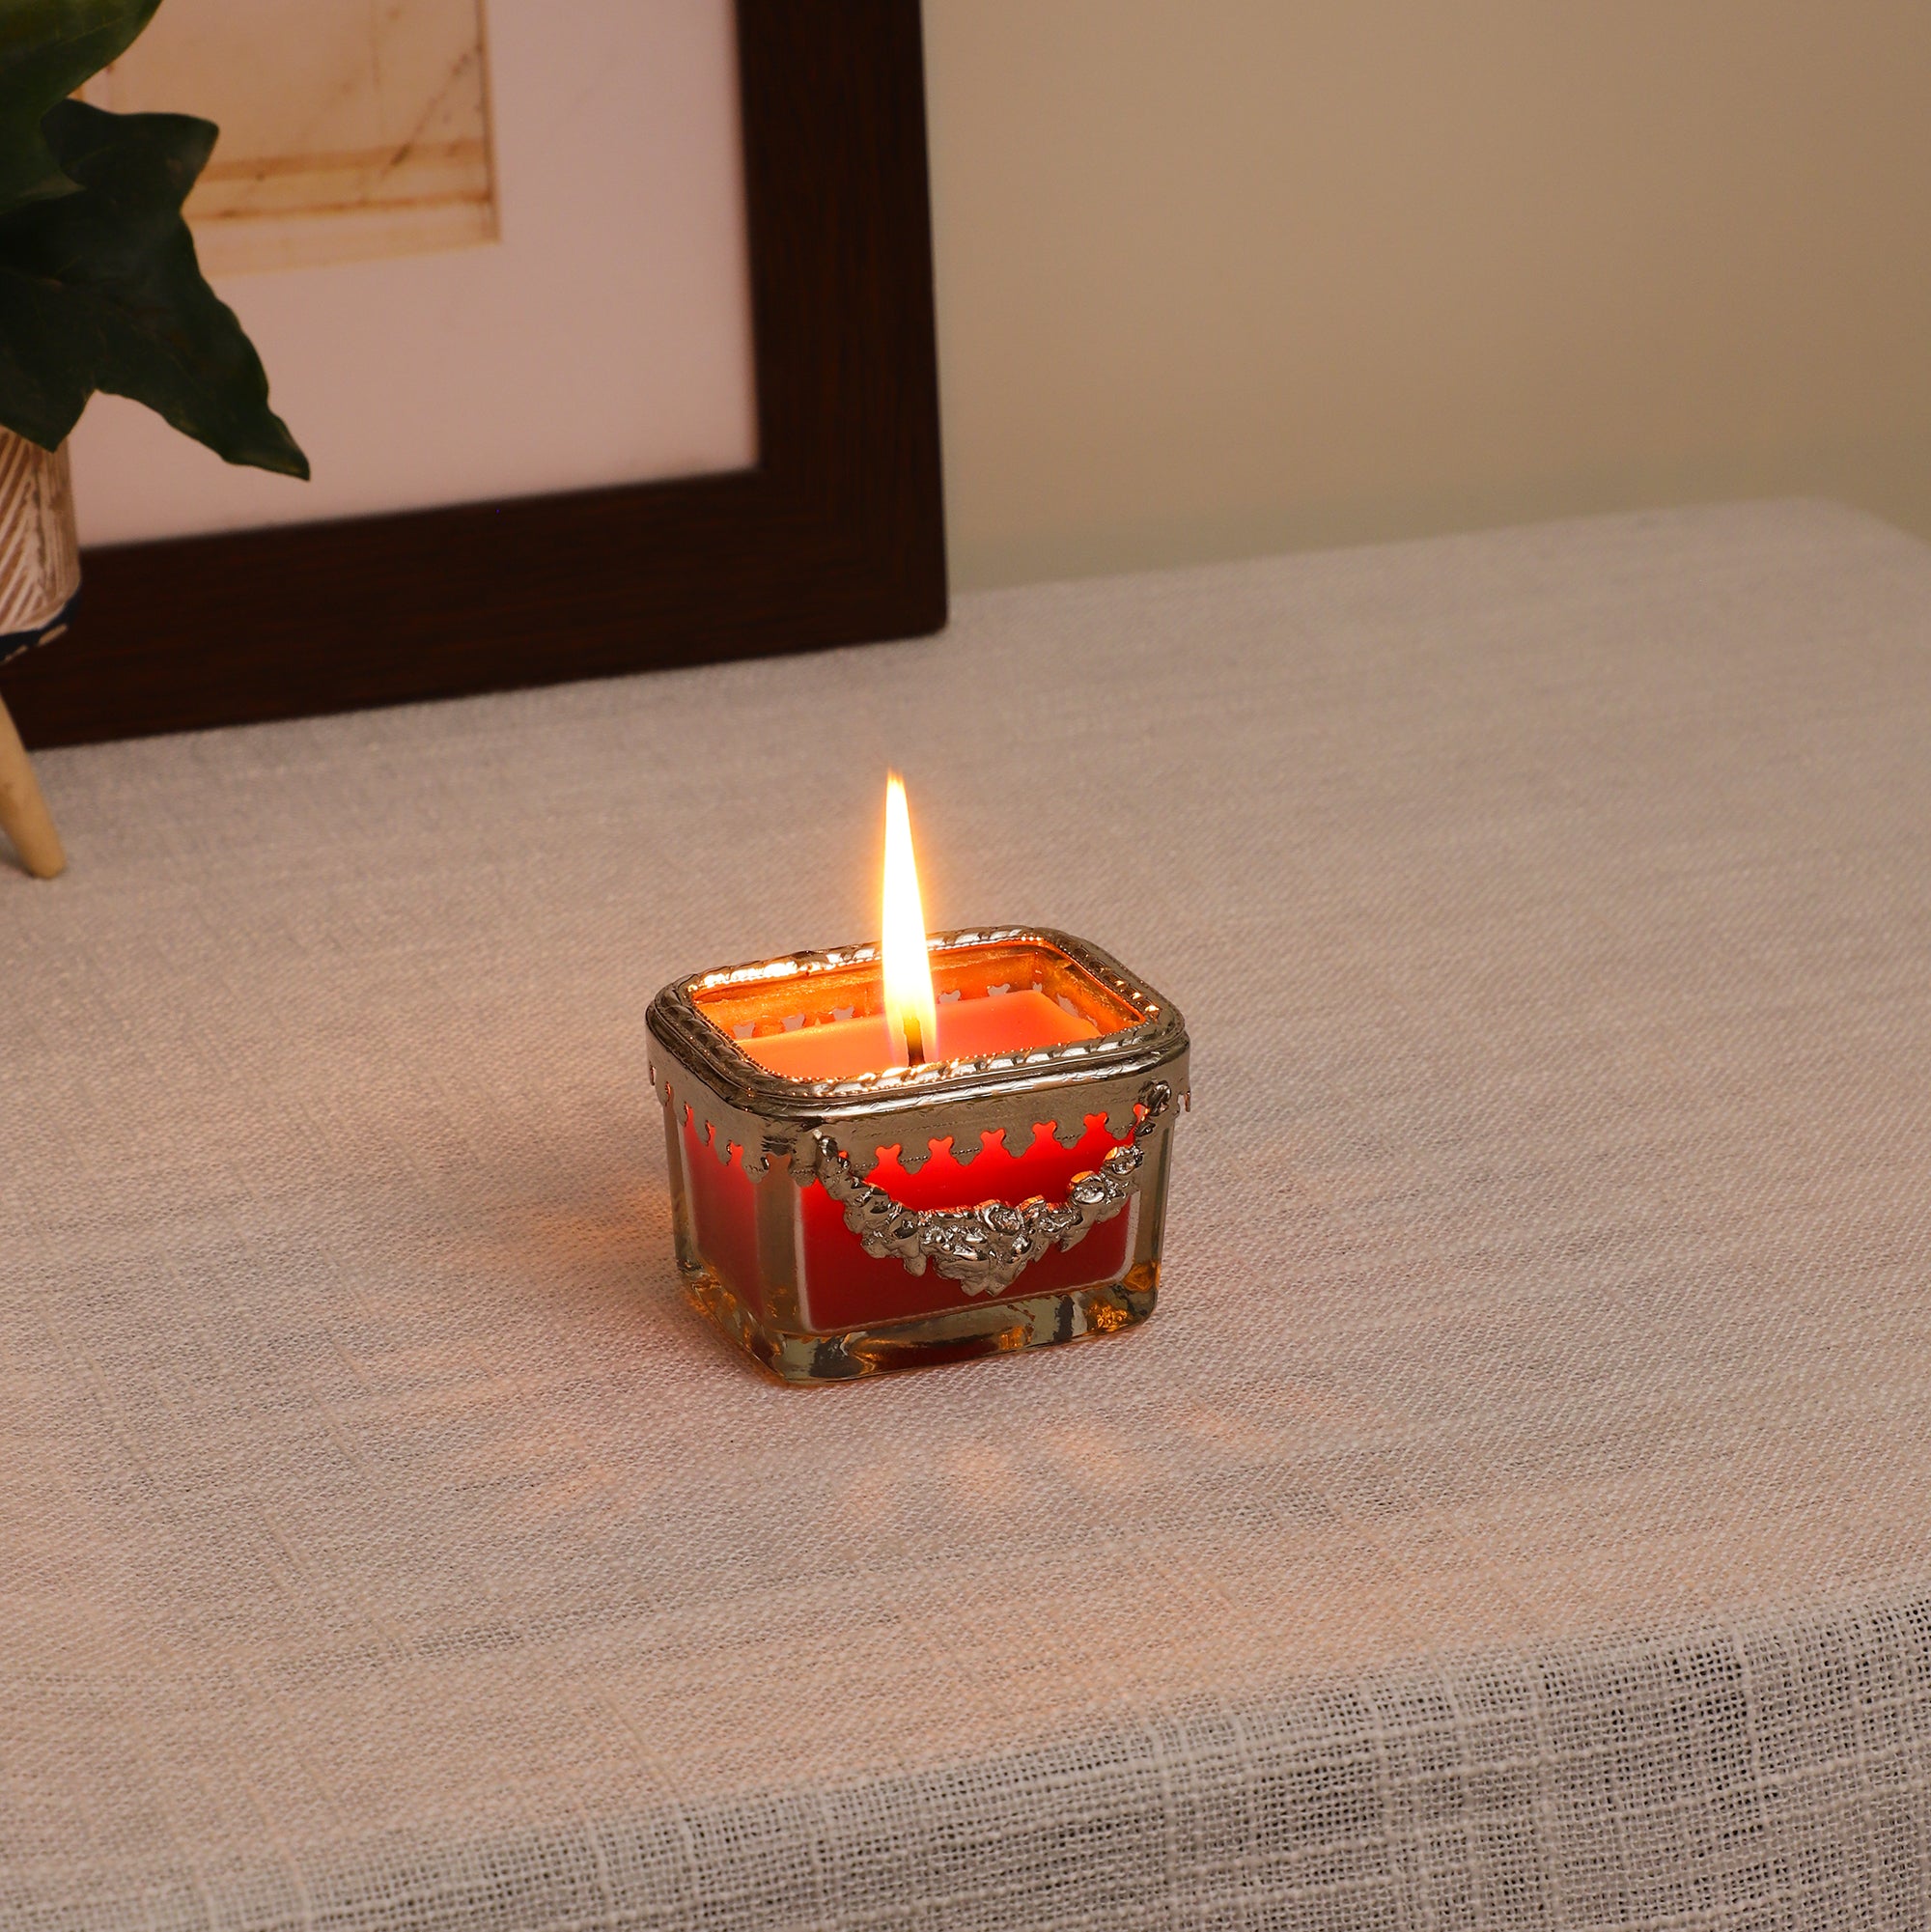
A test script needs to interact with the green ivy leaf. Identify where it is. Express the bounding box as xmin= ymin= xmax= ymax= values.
xmin=0 ymin=0 xmax=161 ymax=213
xmin=0 ymin=99 xmax=307 ymax=474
